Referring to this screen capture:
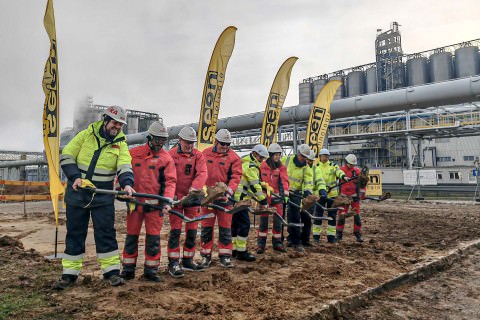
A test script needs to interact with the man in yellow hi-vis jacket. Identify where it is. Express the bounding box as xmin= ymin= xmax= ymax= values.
xmin=282 ymin=144 xmax=314 ymax=253
xmin=233 ymin=144 xmax=269 ymax=262
xmin=55 ymin=106 xmax=135 ymax=290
